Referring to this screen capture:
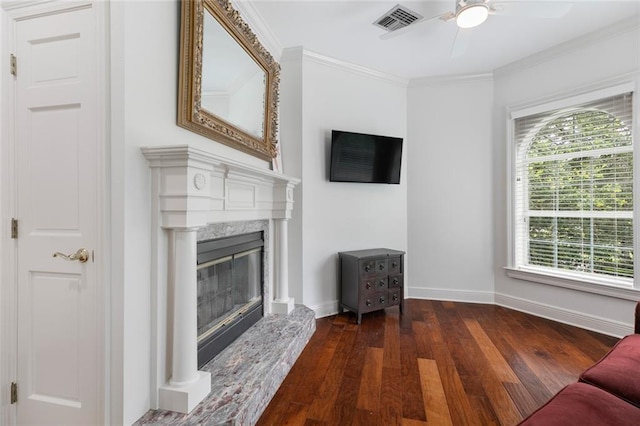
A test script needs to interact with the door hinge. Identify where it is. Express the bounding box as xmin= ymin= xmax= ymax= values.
xmin=10 ymin=54 xmax=17 ymax=77
xmin=11 ymin=218 xmax=18 ymax=239
xmin=10 ymin=382 xmax=17 ymax=404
